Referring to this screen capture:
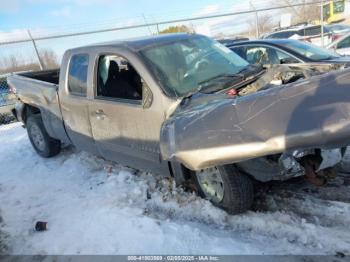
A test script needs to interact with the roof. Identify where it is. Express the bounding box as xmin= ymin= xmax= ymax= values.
xmin=272 ymin=24 xmax=321 ymax=32
xmin=76 ymin=33 xmax=198 ymax=52
xmin=227 ymin=38 xmax=297 ymax=47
